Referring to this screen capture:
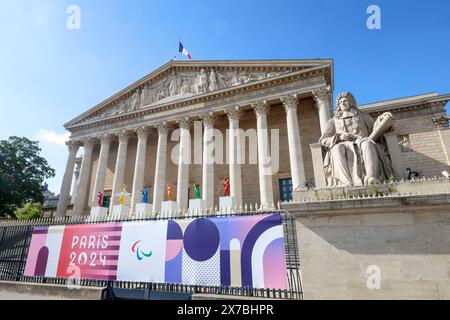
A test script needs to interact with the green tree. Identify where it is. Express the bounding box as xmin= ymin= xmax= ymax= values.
xmin=0 ymin=136 xmax=55 ymax=218
xmin=14 ymin=202 xmax=43 ymax=220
